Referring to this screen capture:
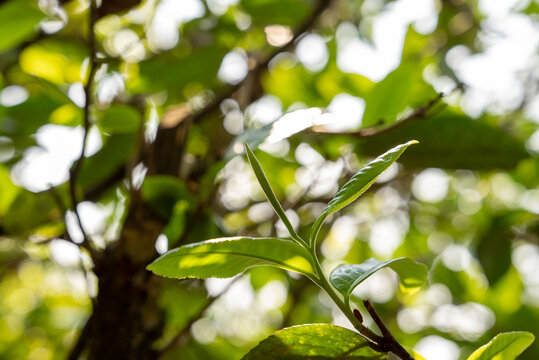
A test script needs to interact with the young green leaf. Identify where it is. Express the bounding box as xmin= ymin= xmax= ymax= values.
xmin=242 ymin=324 xmax=384 ymax=360
xmin=244 ymin=142 xmax=305 ymax=246
xmin=466 ymin=332 xmax=535 ymax=360
xmin=330 ymin=257 xmax=428 ymax=304
xmin=147 ymin=237 xmax=315 ymax=280
xmin=311 ymin=140 xmax=417 ymax=246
